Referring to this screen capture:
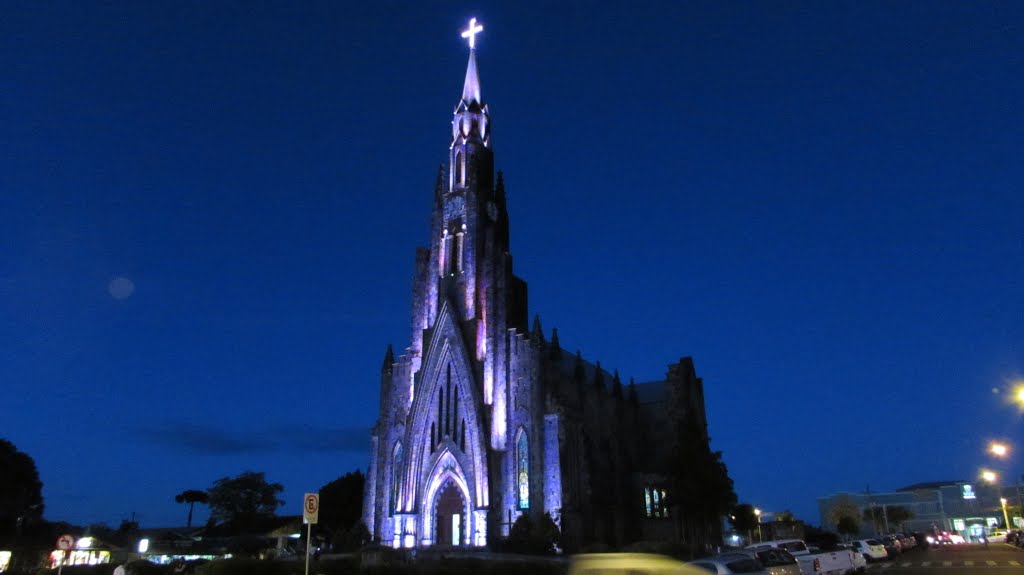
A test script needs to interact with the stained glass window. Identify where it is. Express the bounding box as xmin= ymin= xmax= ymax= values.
xmin=644 ymin=486 xmax=669 ymax=518
xmin=391 ymin=442 xmax=403 ymax=513
xmin=517 ymin=430 xmax=529 ymax=509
